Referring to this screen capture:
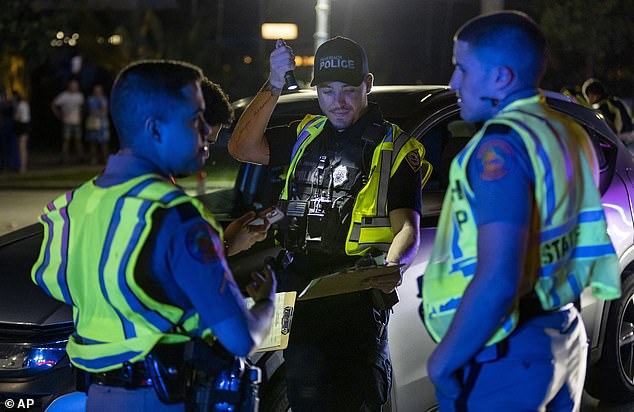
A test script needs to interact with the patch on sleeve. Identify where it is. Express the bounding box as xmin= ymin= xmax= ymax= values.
xmin=405 ymin=150 xmax=421 ymax=172
xmin=475 ymin=138 xmax=515 ymax=181
xmin=185 ymin=223 xmax=221 ymax=264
